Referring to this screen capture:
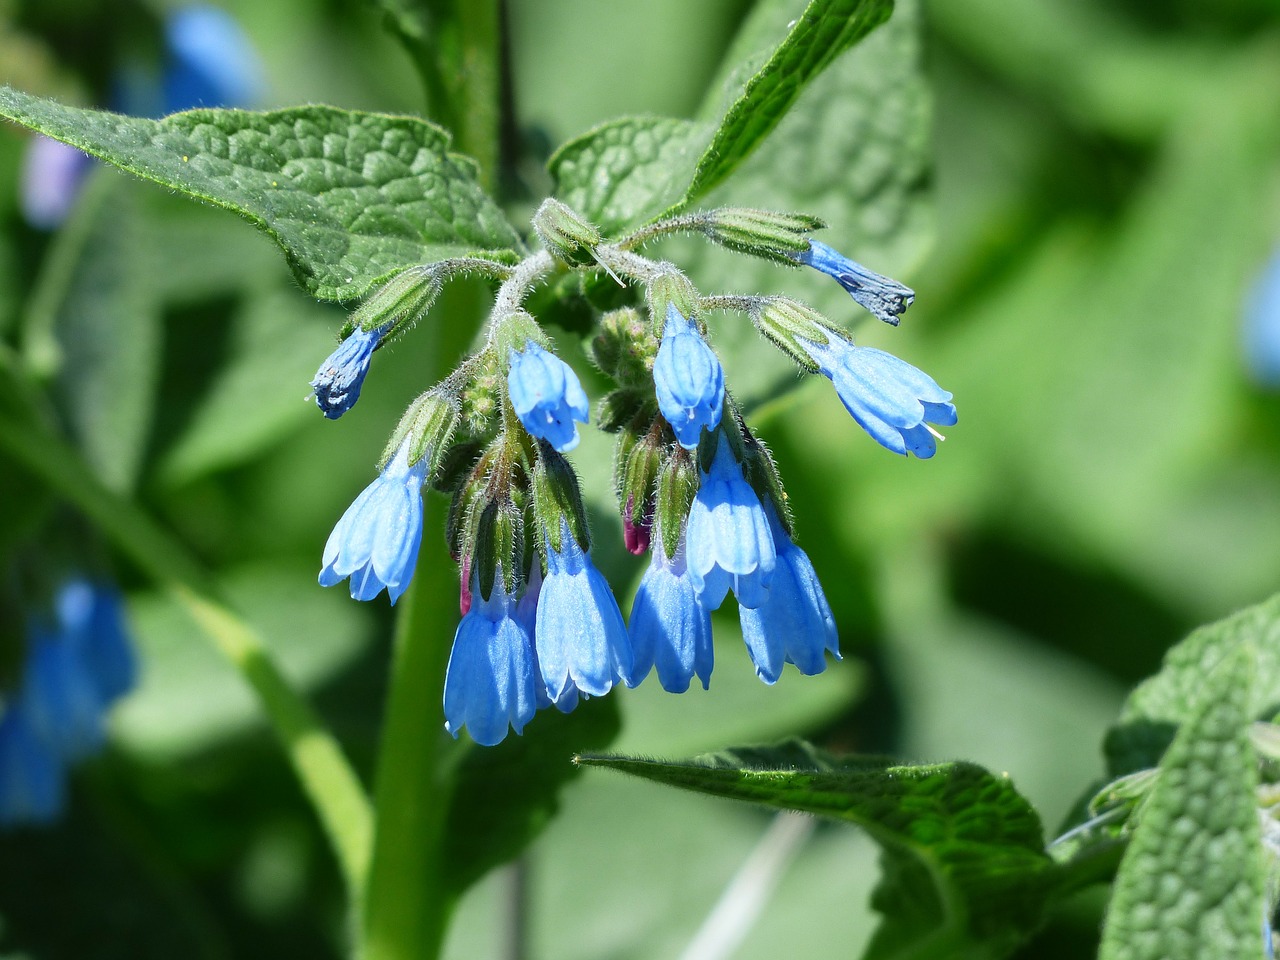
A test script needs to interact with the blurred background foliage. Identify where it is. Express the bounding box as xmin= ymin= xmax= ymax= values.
xmin=1 ymin=0 xmax=1278 ymax=957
